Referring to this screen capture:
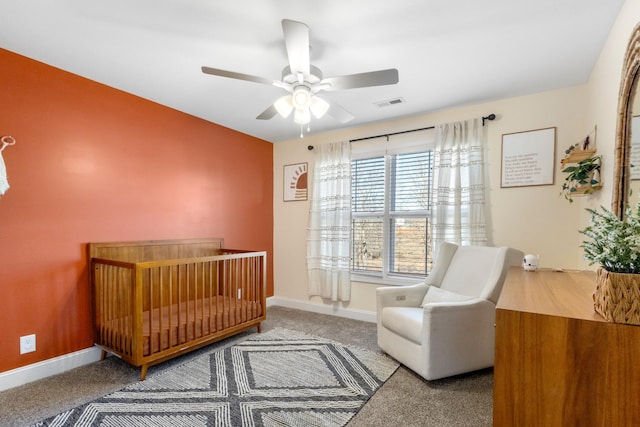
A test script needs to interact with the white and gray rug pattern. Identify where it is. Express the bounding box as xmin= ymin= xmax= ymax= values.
xmin=33 ymin=328 xmax=399 ymax=426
